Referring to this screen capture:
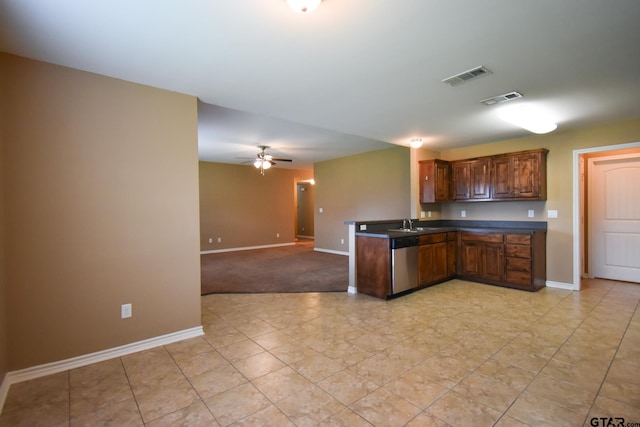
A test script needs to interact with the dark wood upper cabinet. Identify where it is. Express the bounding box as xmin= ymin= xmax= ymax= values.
xmin=491 ymin=149 xmax=548 ymax=200
xmin=421 ymin=148 xmax=548 ymax=203
xmin=452 ymin=158 xmax=490 ymax=201
xmin=419 ymin=159 xmax=451 ymax=203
